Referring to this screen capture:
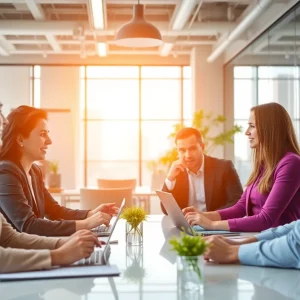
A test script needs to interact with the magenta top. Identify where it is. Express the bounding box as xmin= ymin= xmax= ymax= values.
xmin=218 ymin=152 xmax=300 ymax=232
